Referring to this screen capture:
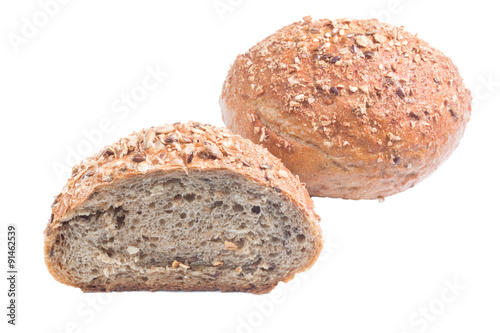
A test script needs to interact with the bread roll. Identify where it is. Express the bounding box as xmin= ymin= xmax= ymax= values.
xmin=44 ymin=122 xmax=322 ymax=294
xmin=221 ymin=17 xmax=472 ymax=199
